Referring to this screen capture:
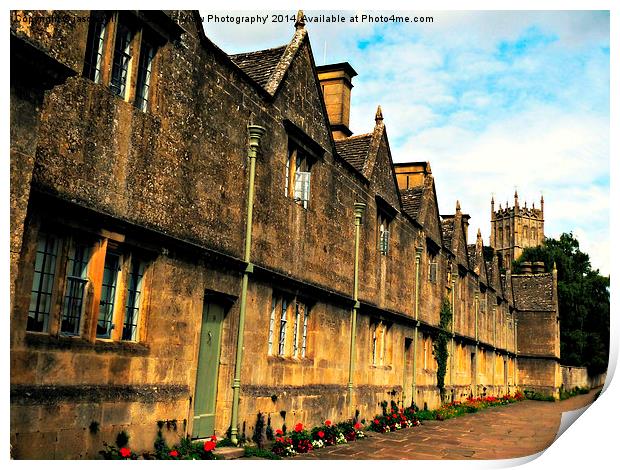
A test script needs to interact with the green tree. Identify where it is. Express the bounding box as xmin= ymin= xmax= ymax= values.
xmin=513 ymin=233 xmax=609 ymax=375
